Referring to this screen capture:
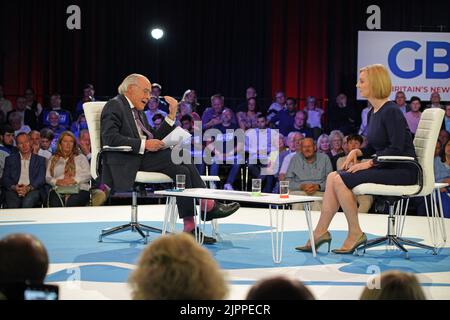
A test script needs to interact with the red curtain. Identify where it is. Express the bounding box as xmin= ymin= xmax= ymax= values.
xmin=270 ymin=0 xmax=328 ymax=109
